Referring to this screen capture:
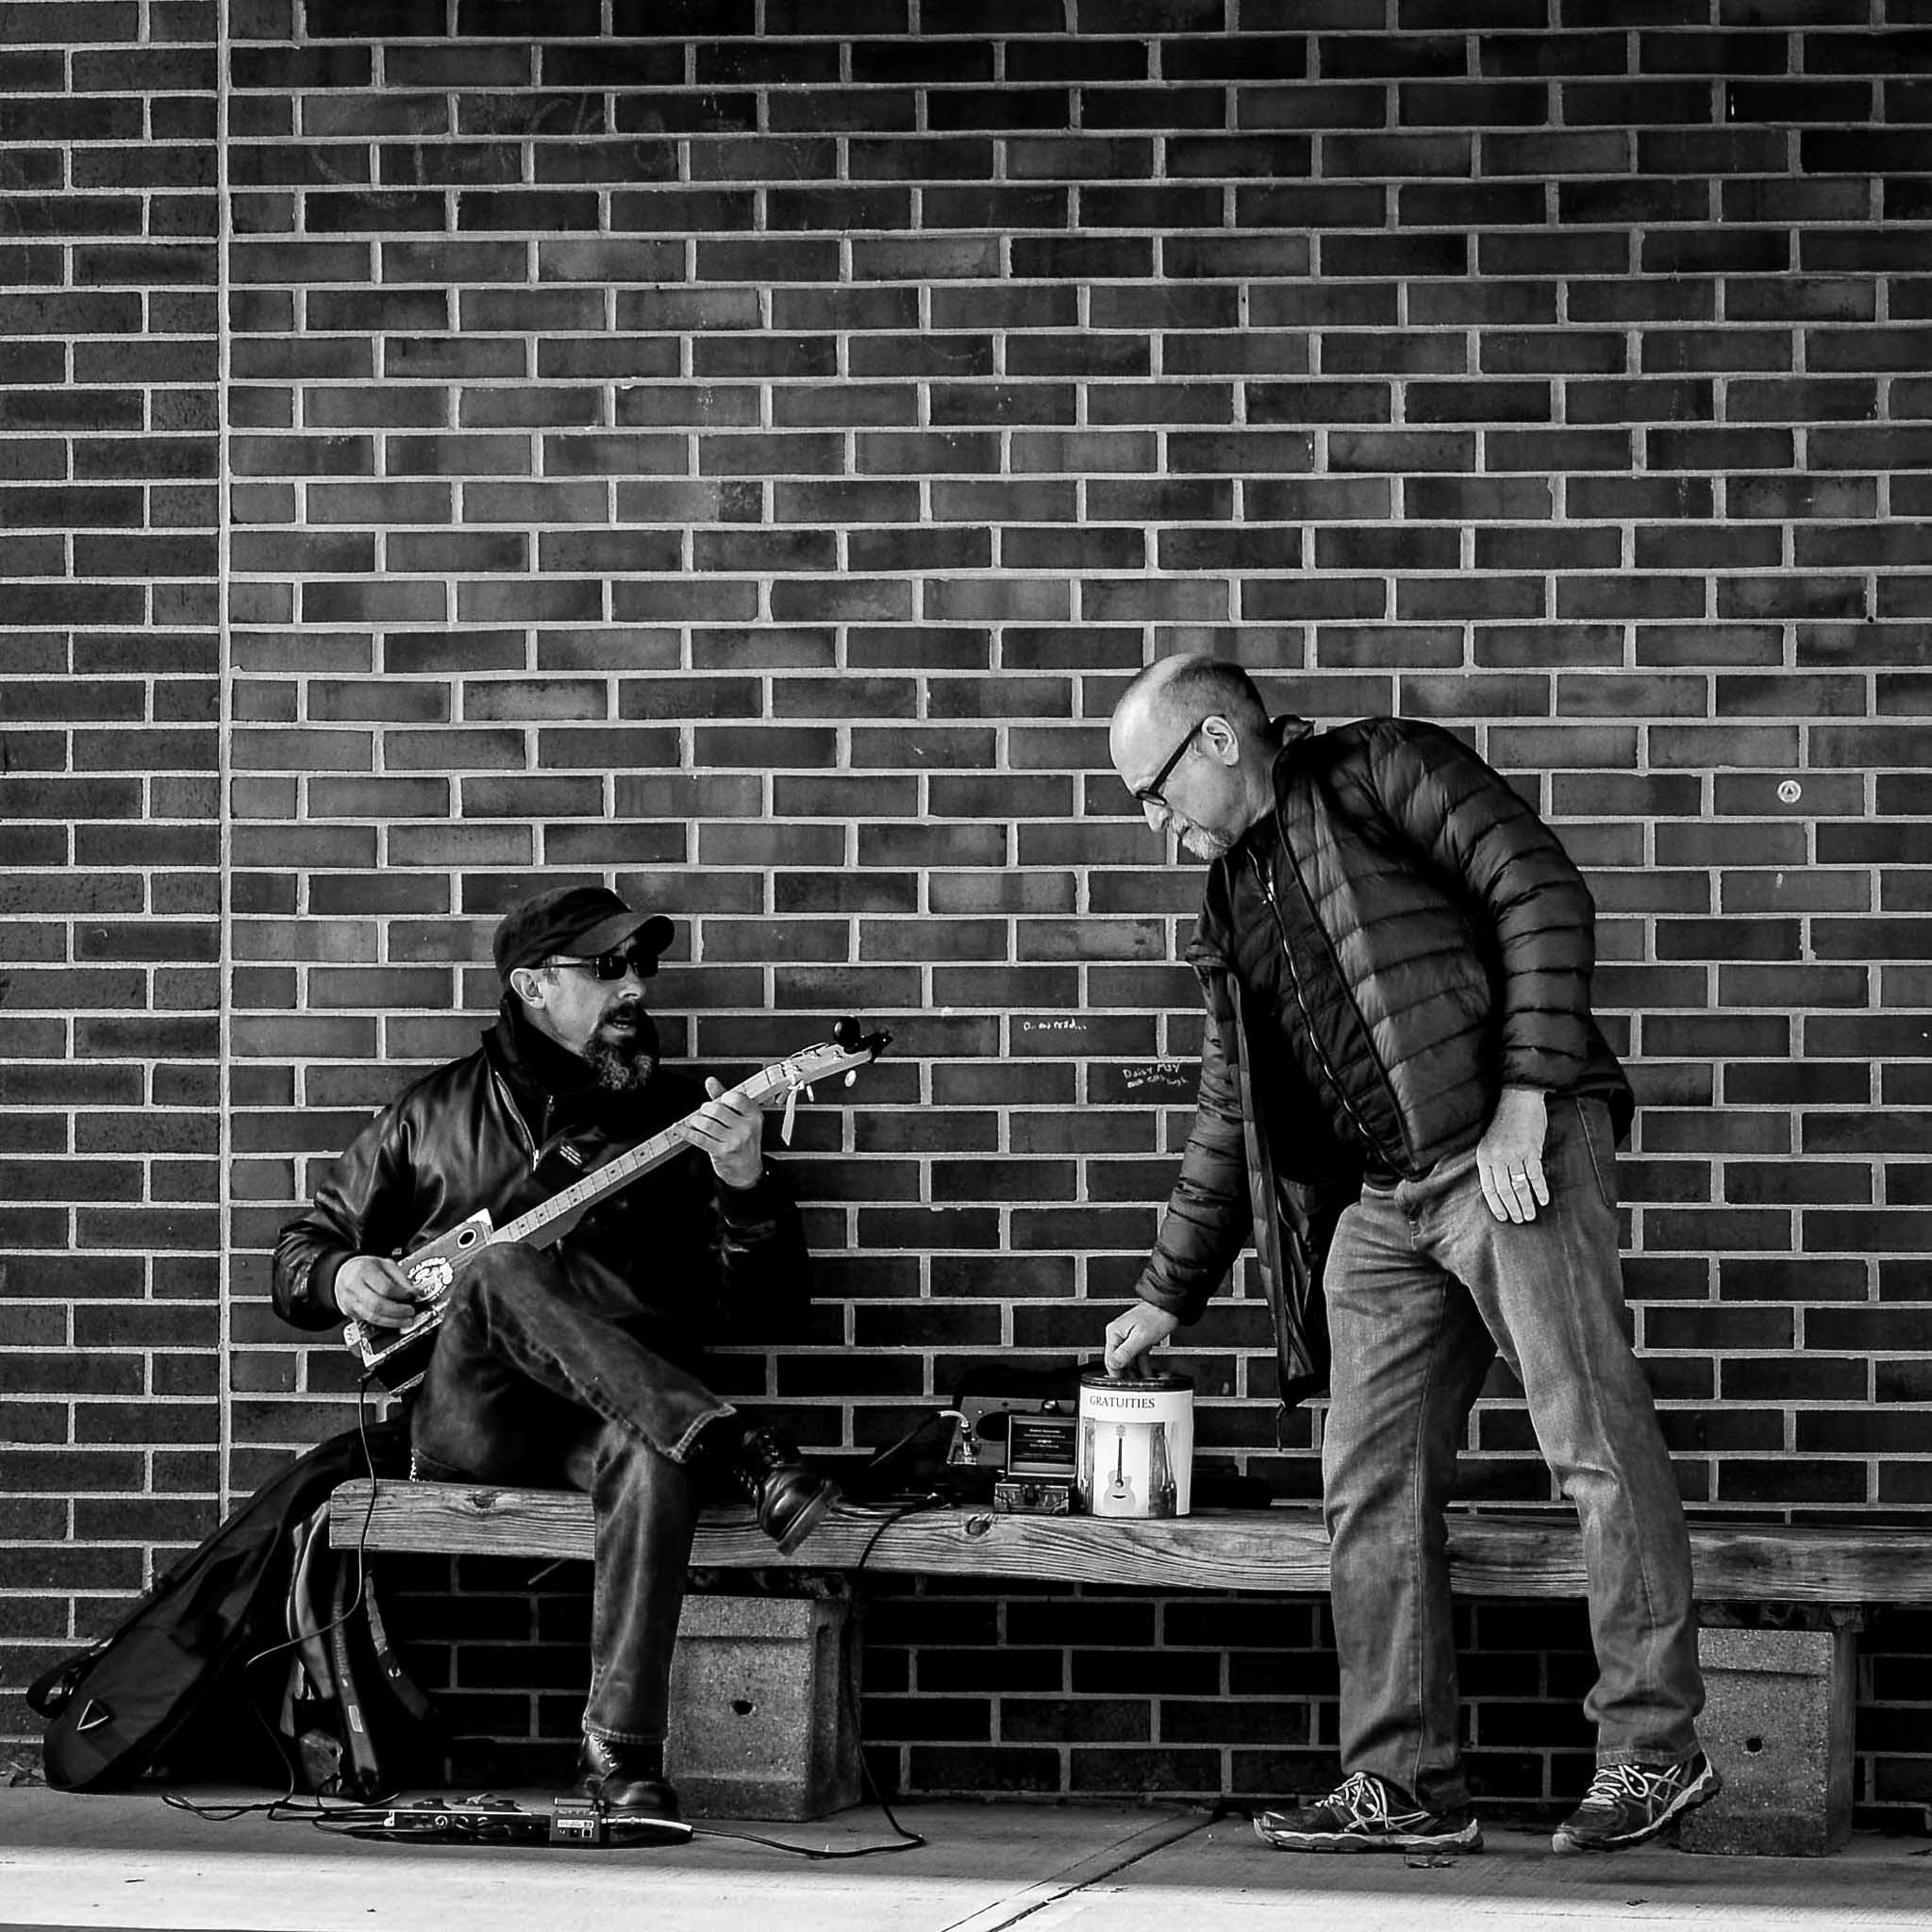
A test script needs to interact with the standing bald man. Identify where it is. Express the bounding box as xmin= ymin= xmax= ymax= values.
xmin=1101 ymin=657 xmax=1715 ymax=1857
